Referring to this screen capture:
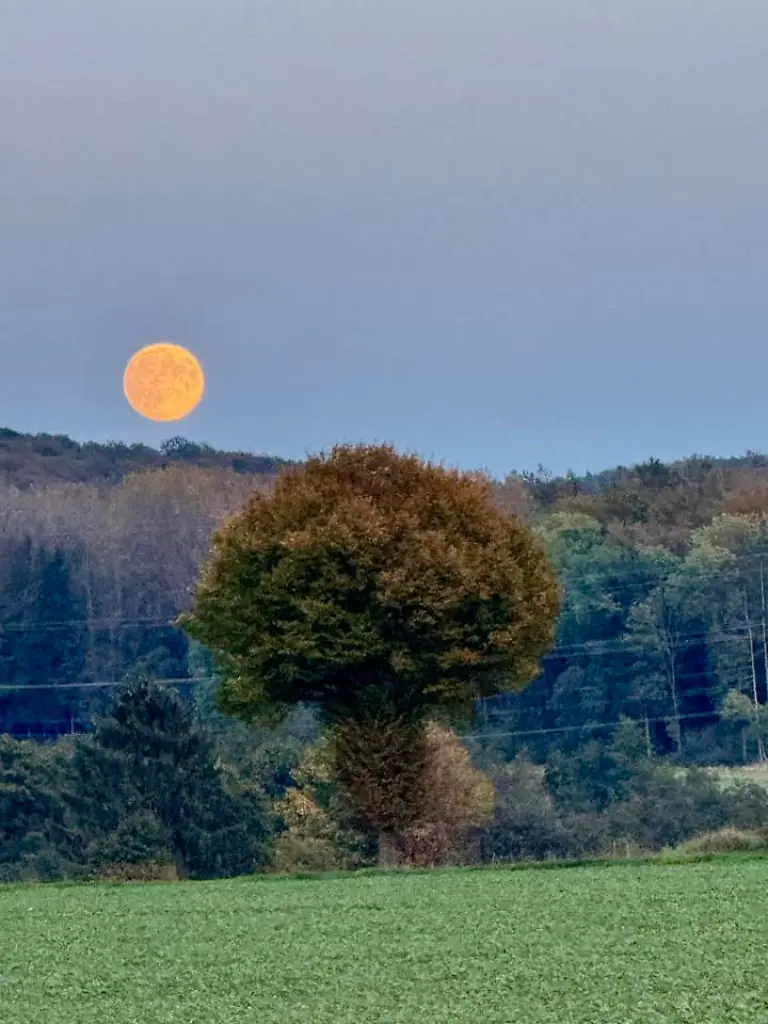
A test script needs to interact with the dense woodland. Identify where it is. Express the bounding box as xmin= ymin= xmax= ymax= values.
xmin=5 ymin=429 xmax=768 ymax=879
